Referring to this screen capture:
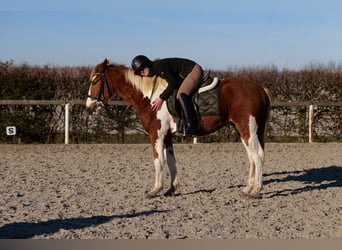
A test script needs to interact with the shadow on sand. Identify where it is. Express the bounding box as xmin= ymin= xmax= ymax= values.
xmin=262 ymin=165 xmax=342 ymax=198
xmin=0 ymin=209 xmax=170 ymax=239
